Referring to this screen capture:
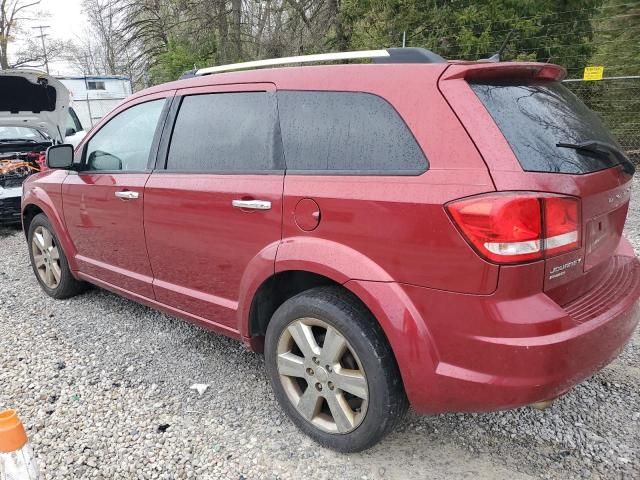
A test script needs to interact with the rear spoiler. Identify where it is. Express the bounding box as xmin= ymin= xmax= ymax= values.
xmin=442 ymin=62 xmax=566 ymax=82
